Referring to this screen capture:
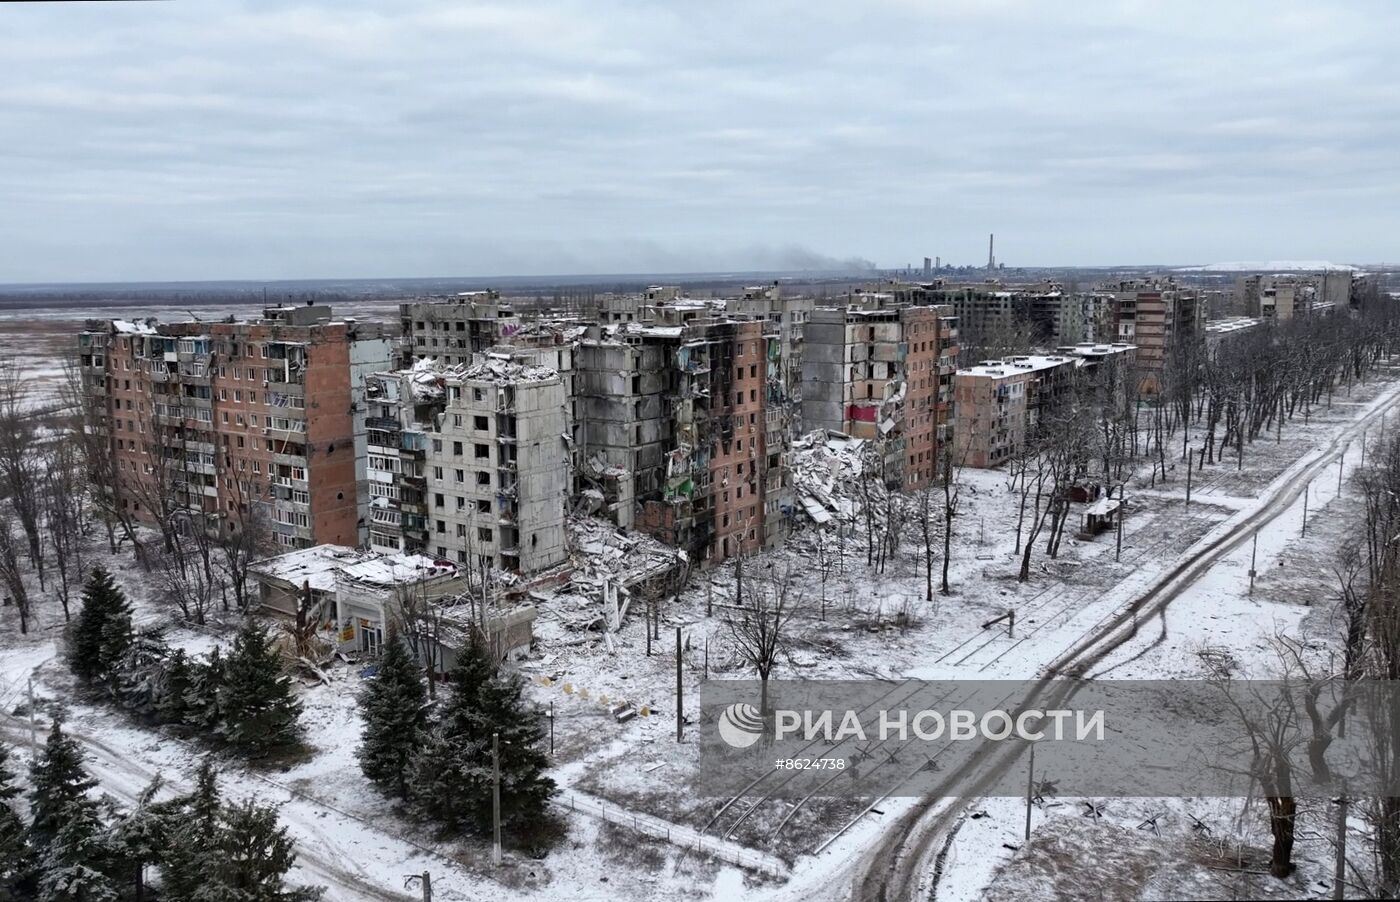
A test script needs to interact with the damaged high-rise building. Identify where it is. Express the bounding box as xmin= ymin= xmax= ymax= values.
xmin=802 ymin=291 xmax=959 ymax=488
xmin=576 ymin=300 xmax=796 ymax=565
